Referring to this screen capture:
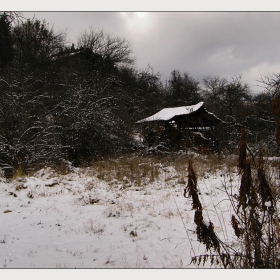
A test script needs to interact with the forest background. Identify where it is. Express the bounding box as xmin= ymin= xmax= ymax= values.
xmin=0 ymin=12 xmax=279 ymax=175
